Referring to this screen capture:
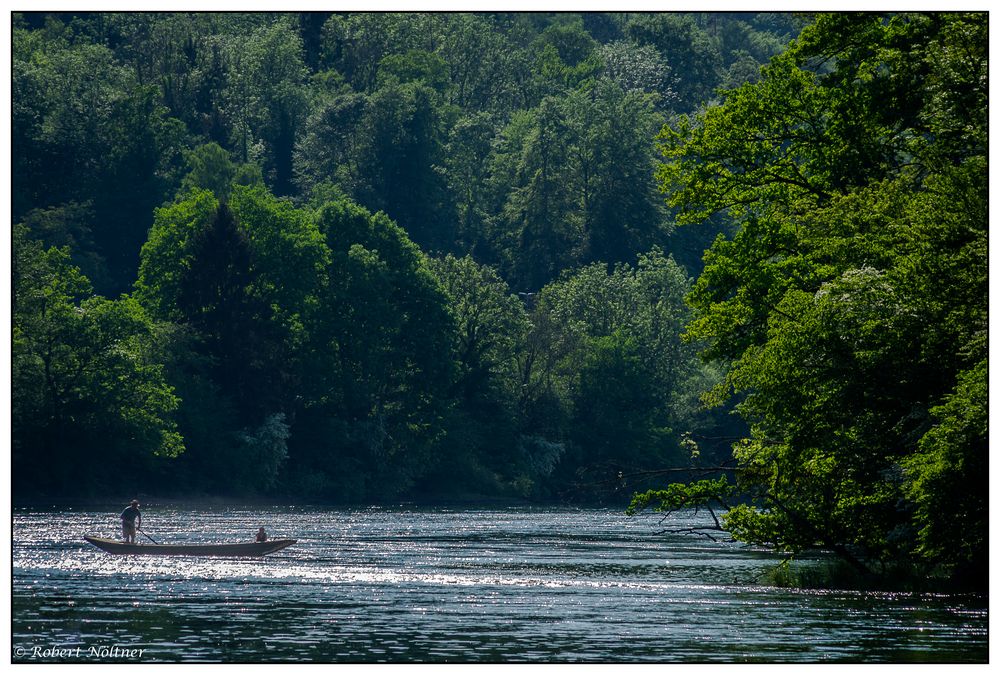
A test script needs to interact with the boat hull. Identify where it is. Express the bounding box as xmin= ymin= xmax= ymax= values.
xmin=84 ymin=535 xmax=295 ymax=557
